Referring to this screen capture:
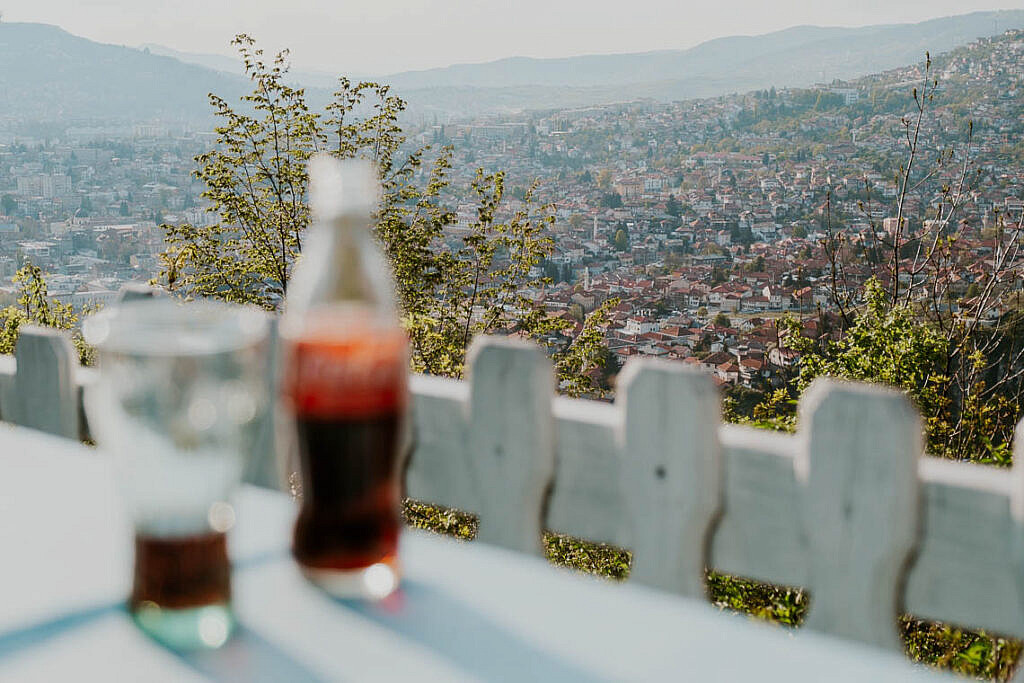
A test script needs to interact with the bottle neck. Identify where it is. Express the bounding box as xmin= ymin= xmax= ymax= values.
xmin=285 ymin=214 xmax=395 ymax=316
xmin=324 ymin=217 xmax=371 ymax=302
